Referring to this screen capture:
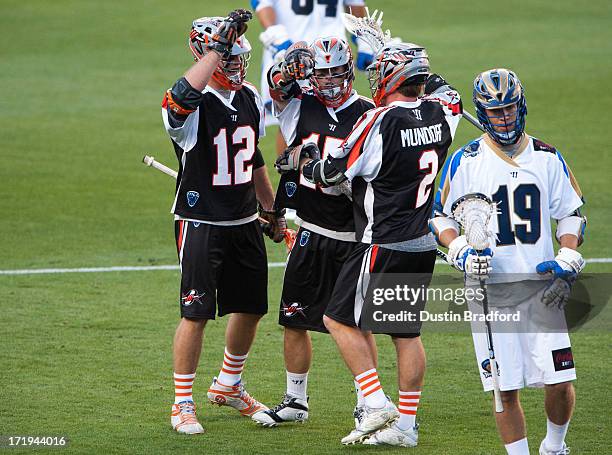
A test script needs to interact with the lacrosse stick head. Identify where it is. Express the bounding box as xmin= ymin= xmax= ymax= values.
xmin=451 ymin=193 xmax=497 ymax=251
xmin=342 ymin=8 xmax=389 ymax=55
